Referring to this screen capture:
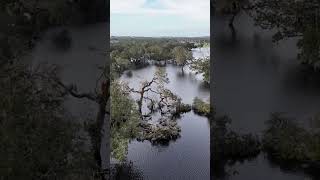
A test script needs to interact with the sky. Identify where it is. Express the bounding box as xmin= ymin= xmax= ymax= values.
xmin=110 ymin=0 xmax=210 ymax=37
